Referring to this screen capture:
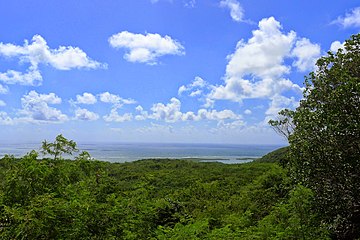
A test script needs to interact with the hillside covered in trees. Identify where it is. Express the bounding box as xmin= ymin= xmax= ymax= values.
xmin=0 ymin=152 xmax=327 ymax=239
